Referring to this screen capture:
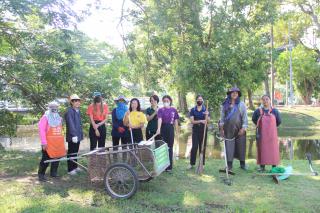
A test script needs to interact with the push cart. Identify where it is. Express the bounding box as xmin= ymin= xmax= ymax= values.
xmin=45 ymin=139 xmax=170 ymax=199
